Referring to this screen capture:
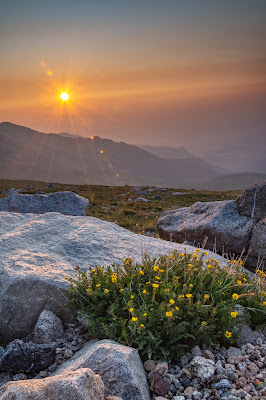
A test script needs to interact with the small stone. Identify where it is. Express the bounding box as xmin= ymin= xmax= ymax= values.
xmin=247 ymin=362 xmax=259 ymax=374
xmin=203 ymin=349 xmax=216 ymax=363
xmin=192 ymin=390 xmax=202 ymax=400
xmin=191 ymin=346 xmax=203 ymax=357
xmin=184 ymin=386 xmax=195 ymax=396
xmin=0 ymin=347 xmax=4 ymax=358
xmin=39 ymin=370 xmax=48 ymax=378
xmin=0 ymin=372 xmax=12 ymax=388
xmin=172 ymin=396 xmax=185 ymax=400
xmin=214 ymin=379 xmax=232 ymax=390
xmin=190 ymin=356 xmax=216 ymax=383
xmin=227 ymin=347 xmax=242 ymax=358
xmin=13 ymin=373 xmax=27 ymax=381
xmin=150 ymin=373 xmax=171 ymax=396
xmin=143 ymin=360 xmax=156 ymax=372
xmin=181 ymin=353 xmax=192 ymax=367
